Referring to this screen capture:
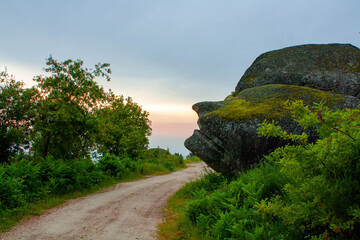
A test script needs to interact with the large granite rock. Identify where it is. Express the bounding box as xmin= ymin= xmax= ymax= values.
xmin=185 ymin=44 xmax=360 ymax=176
xmin=235 ymin=44 xmax=360 ymax=97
